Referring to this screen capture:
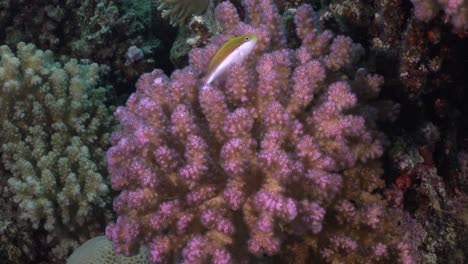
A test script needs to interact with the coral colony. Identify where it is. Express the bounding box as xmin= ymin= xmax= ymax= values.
xmin=0 ymin=43 xmax=115 ymax=261
xmin=105 ymin=1 xmax=415 ymax=263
